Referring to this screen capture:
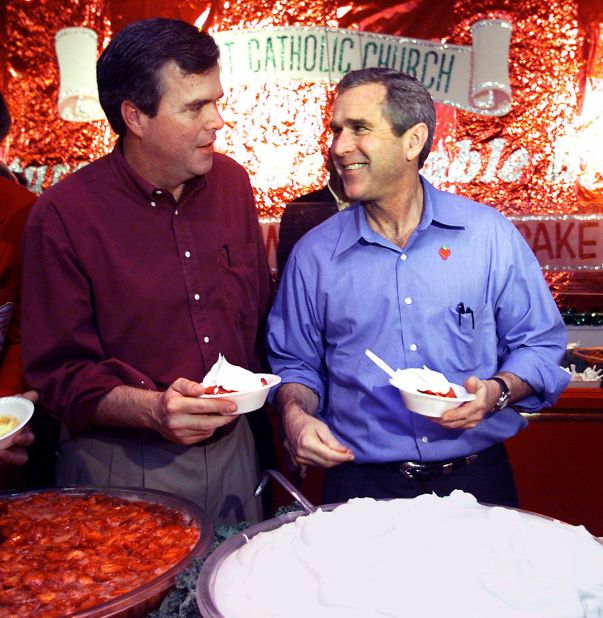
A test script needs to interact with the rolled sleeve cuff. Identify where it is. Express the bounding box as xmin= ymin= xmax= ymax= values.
xmin=100 ymin=358 xmax=158 ymax=391
xmin=62 ymin=360 xmax=158 ymax=432
xmin=268 ymin=372 xmax=325 ymax=409
xmin=499 ymin=348 xmax=570 ymax=412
